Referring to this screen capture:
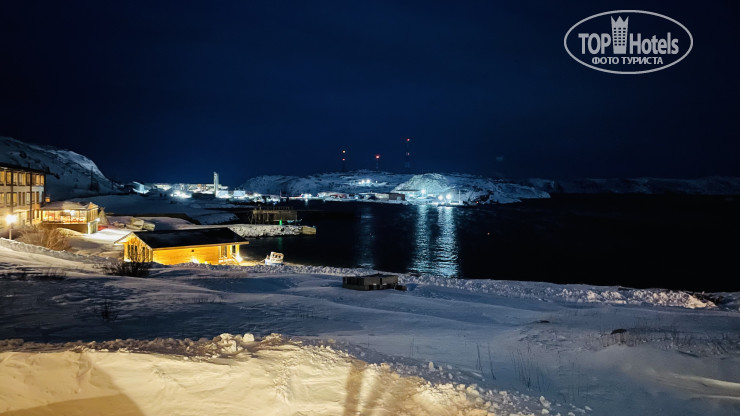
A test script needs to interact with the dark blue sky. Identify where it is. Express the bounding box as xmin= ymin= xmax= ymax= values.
xmin=1 ymin=1 xmax=738 ymax=185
